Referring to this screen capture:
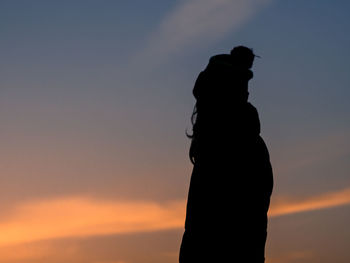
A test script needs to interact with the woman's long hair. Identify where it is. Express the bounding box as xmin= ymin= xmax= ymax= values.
xmin=187 ymin=102 xmax=198 ymax=164
xmin=187 ymin=71 xmax=205 ymax=165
